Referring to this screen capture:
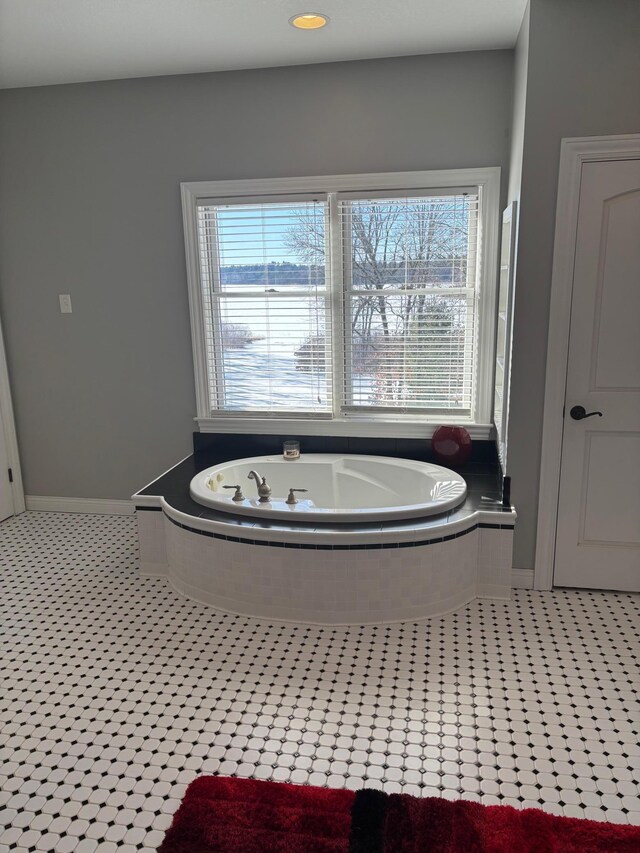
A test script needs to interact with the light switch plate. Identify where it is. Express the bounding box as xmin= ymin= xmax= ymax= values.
xmin=59 ymin=294 xmax=72 ymax=313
